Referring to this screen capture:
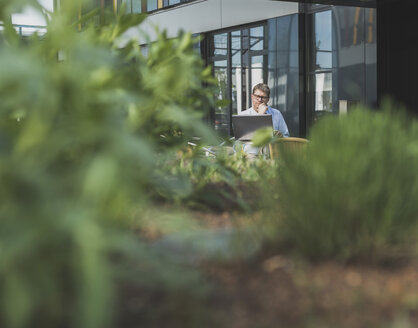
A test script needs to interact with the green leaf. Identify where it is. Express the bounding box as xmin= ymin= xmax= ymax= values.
xmin=251 ymin=127 xmax=273 ymax=147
